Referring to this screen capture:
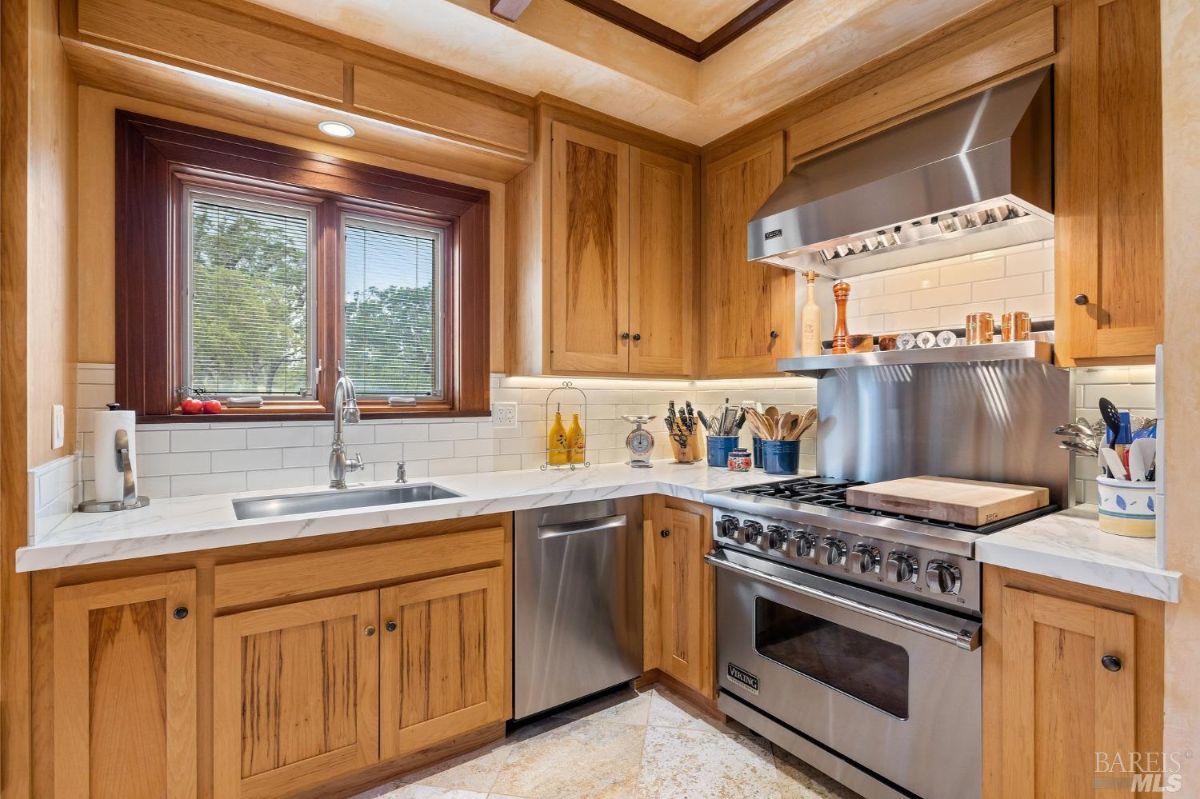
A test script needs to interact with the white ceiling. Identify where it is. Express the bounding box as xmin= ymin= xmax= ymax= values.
xmin=617 ymin=0 xmax=761 ymax=41
xmin=247 ymin=0 xmax=990 ymax=145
